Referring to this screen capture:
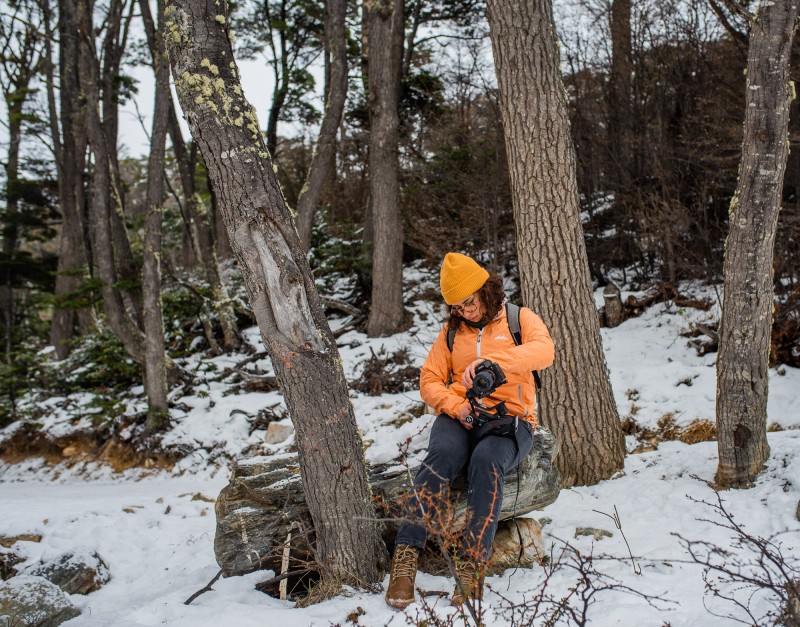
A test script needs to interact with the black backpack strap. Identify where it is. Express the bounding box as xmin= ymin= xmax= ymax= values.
xmin=505 ymin=302 xmax=522 ymax=344
xmin=446 ymin=326 xmax=456 ymax=352
xmin=505 ymin=302 xmax=541 ymax=391
xmin=446 ymin=326 xmax=456 ymax=385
